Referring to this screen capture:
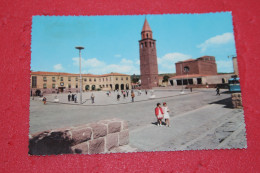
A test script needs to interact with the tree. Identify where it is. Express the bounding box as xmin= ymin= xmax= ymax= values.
xmin=162 ymin=75 xmax=170 ymax=82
